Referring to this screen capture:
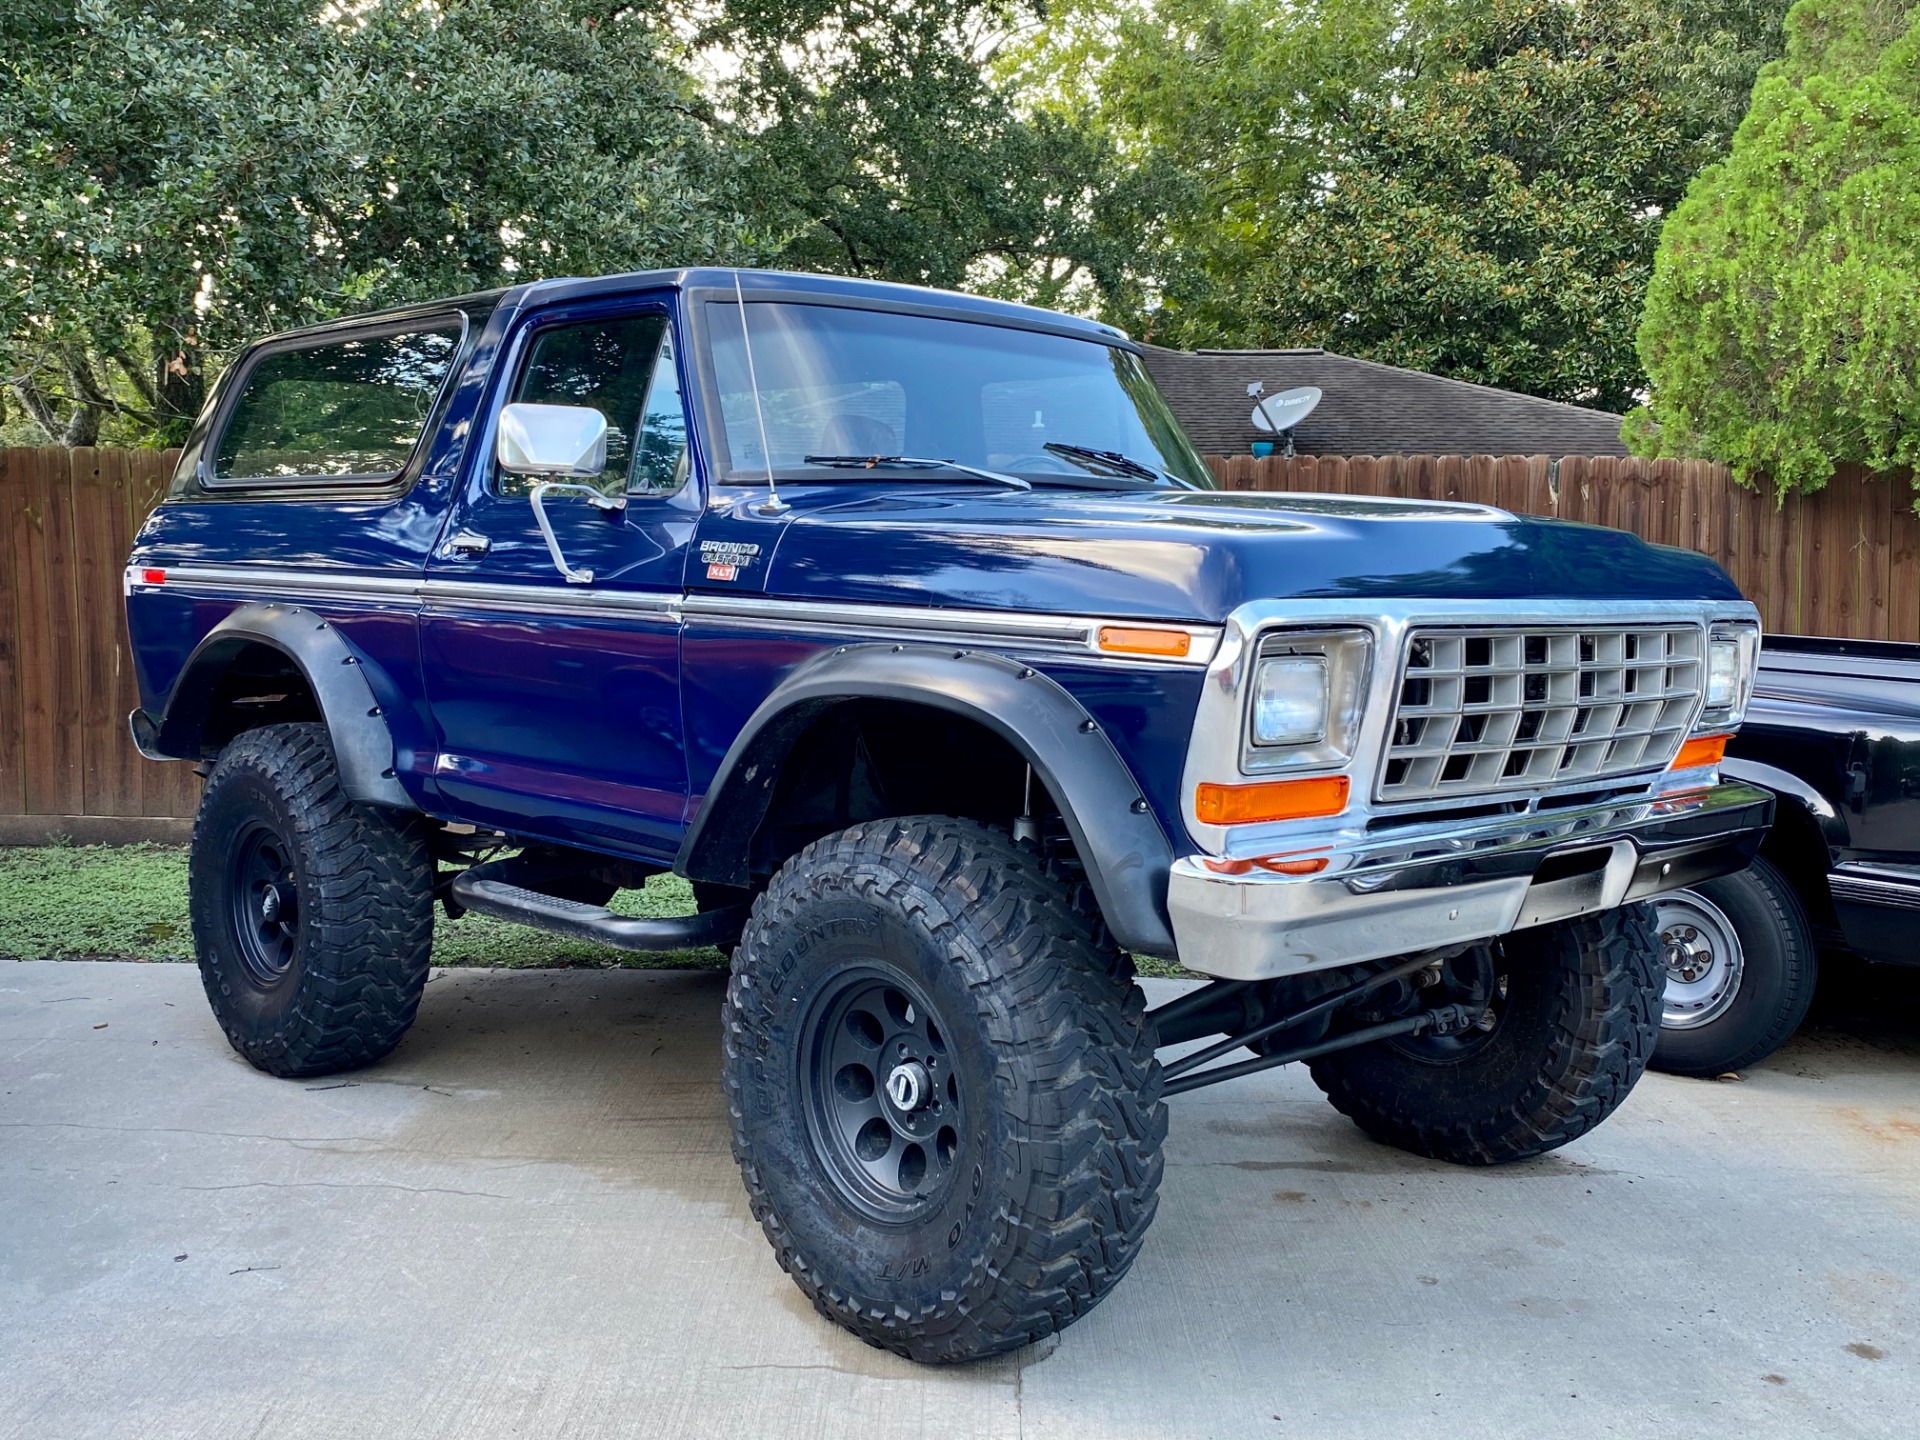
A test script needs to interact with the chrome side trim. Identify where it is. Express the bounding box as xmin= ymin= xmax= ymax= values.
xmin=126 ymin=564 xmax=1221 ymax=665
xmin=683 ymin=593 xmax=1219 ymax=662
xmin=1829 ymin=863 xmax=1920 ymax=912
